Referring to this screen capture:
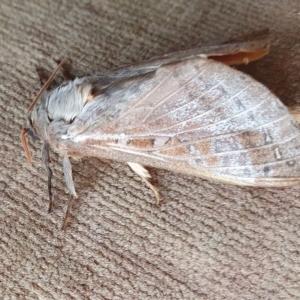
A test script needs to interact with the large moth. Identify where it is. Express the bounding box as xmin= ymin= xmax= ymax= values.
xmin=22 ymin=39 xmax=300 ymax=228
